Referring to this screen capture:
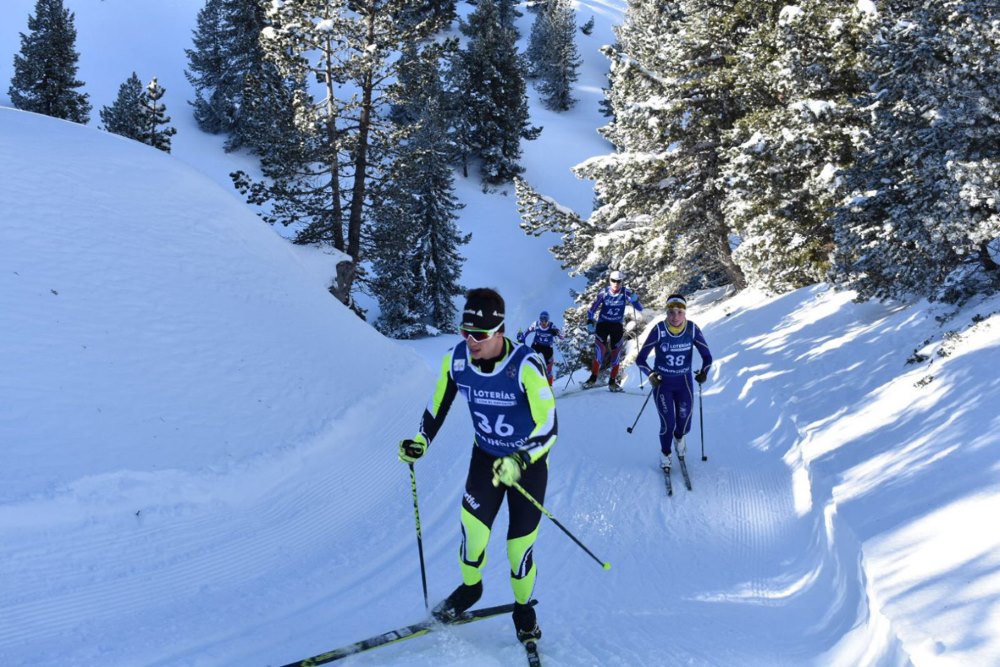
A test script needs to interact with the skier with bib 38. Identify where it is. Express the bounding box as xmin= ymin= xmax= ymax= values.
xmin=635 ymin=294 xmax=712 ymax=471
xmin=398 ymin=288 xmax=557 ymax=647
xmin=583 ymin=270 xmax=644 ymax=391
xmin=517 ymin=311 xmax=565 ymax=385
